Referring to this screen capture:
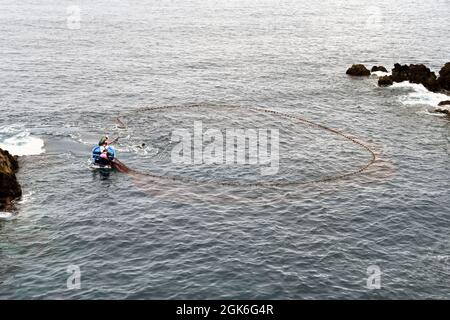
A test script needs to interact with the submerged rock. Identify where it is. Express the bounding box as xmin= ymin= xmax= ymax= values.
xmin=346 ymin=64 xmax=371 ymax=76
xmin=371 ymin=66 xmax=388 ymax=73
xmin=378 ymin=75 xmax=393 ymax=87
xmin=438 ymin=62 xmax=450 ymax=91
xmin=434 ymin=107 xmax=450 ymax=115
xmin=434 ymin=100 xmax=450 ymax=115
xmin=0 ymin=148 xmax=22 ymax=209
